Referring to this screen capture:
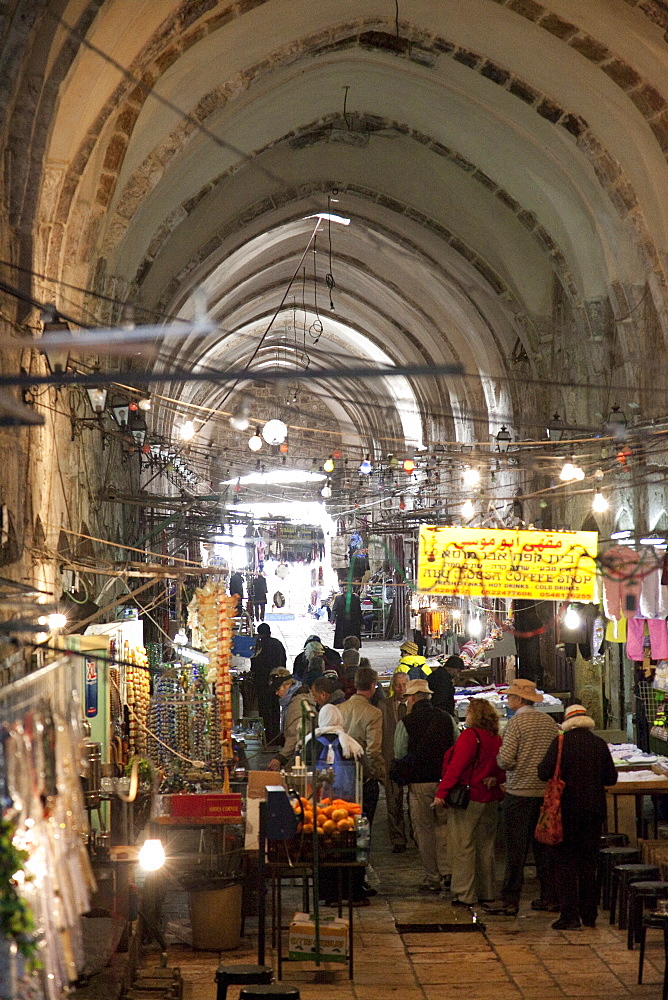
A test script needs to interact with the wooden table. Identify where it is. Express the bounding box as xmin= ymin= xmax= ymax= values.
xmin=266 ymin=858 xmax=365 ymax=980
xmin=607 ymin=777 xmax=668 ymax=843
